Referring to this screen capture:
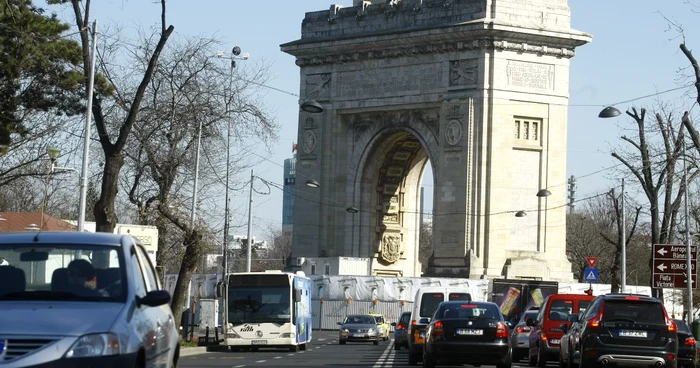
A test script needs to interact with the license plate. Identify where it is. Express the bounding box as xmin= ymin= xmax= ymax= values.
xmin=619 ymin=330 xmax=647 ymax=338
xmin=353 ymin=334 xmax=365 ymax=337
xmin=251 ymin=340 xmax=267 ymax=345
xmin=550 ymin=339 xmax=560 ymax=344
xmin=456 ymin=329 xmax=484 ymax=336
